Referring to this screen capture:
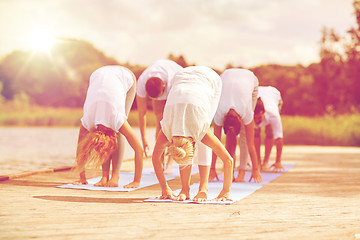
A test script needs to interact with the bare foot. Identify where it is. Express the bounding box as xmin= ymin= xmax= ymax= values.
xmin=104 ymin=178 xmax=119 ymax=187
xmin=234 ymin=169 xmax=246 ymax=182
xmin=193 ymin=191 xmax=207 ymax=202
xmin=124 ymin=181 xmax=140 ymax=188
xmin=175 ymin=191 xmax=190 ymax=201
xmin=261 ymin=163 xmax=270 ymax=171
xmin=94 ymin=177 xmax=108 ymax=186
xmin=72 ymin=179 xmax=88 ymax=185
xmin=234 ymin=175 xmax=245 ymax=182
